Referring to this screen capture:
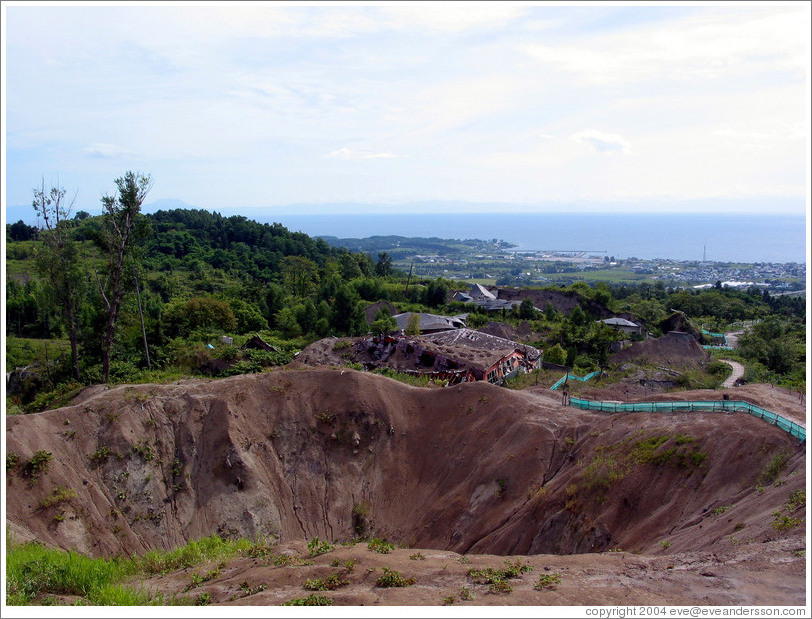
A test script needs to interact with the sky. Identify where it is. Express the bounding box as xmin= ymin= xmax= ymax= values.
xmin=2 ymin=1 xmax=810 ymax=217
